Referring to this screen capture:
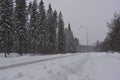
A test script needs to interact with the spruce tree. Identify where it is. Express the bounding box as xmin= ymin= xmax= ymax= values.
xmin=14 ymin=0 xmax=28 ymax=55
xmin=29 ymin=0 xmax=39 ymax=53
xmin=0 ymin=0 xmax=14 ymax=57
xmin=38 ymin=0 xmax=49 ymax=54
xmin=57 ymin=12 xmax=65 ymax=53
xmin=52 ymin=10 xmax=58 ymax=53
xmin=65 ymin=23 xmax=75 ymax=53
xmin=103 ymin=13 xmax=120 ymax=52
xmin=47 ymin=4 xmax=57 ymax=53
